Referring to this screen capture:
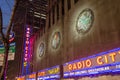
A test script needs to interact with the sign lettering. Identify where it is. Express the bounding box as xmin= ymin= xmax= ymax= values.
xmin=63 ymin=48 xmax=120 ymax=78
